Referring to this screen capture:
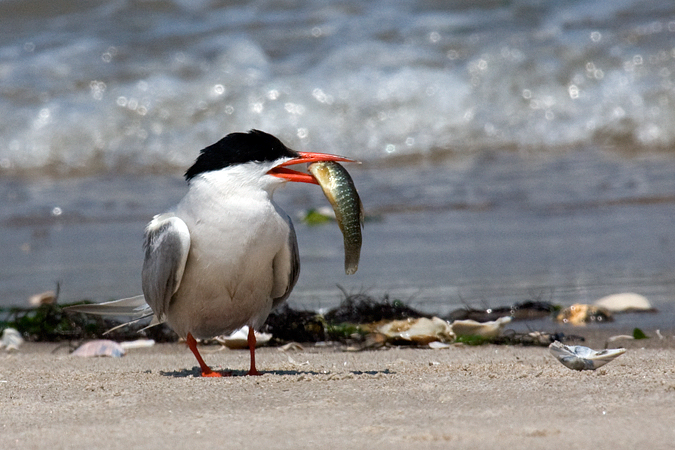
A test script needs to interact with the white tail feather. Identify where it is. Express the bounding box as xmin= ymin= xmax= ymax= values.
xmin=66 ymin=295 xmax=164 ymax=334
xmin=66 ymin=295 xmax=152 ymax=318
